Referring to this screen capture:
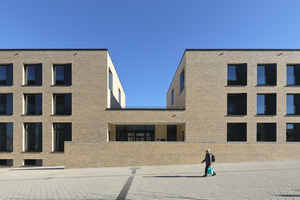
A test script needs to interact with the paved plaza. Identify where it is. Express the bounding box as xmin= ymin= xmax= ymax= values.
xmin=0 ymin=160 xmax=300 ymax=200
